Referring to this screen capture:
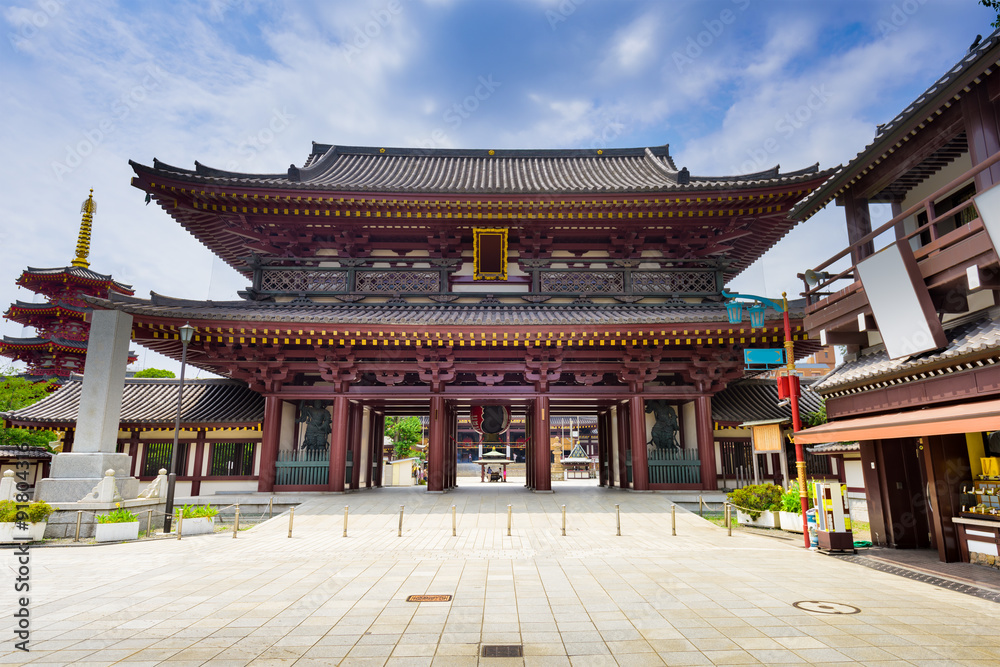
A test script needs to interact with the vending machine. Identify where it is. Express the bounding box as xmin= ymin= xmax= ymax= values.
xmin=813 ymin=481 xmax=854 ymax=552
